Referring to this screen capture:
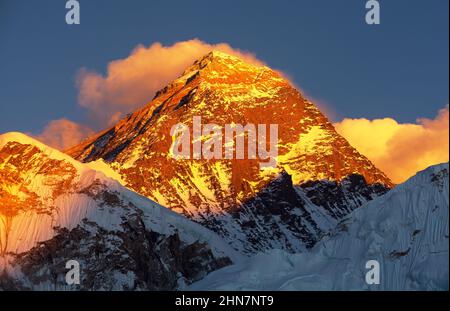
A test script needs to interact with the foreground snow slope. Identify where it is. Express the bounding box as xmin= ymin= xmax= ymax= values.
xmin=189 ymin=163 xmax=449 ymax=290
xmin=0 ymin=132 xmax=238 ymax=290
